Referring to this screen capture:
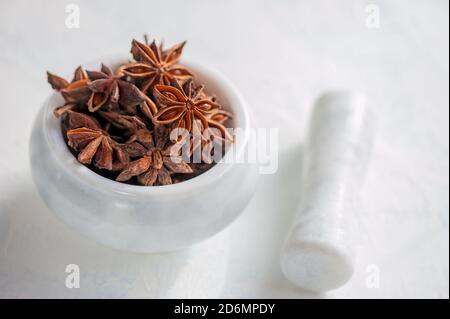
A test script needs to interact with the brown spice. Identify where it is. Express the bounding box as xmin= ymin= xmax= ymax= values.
xmin=47 ymin=37 xmax=234 ymax=186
